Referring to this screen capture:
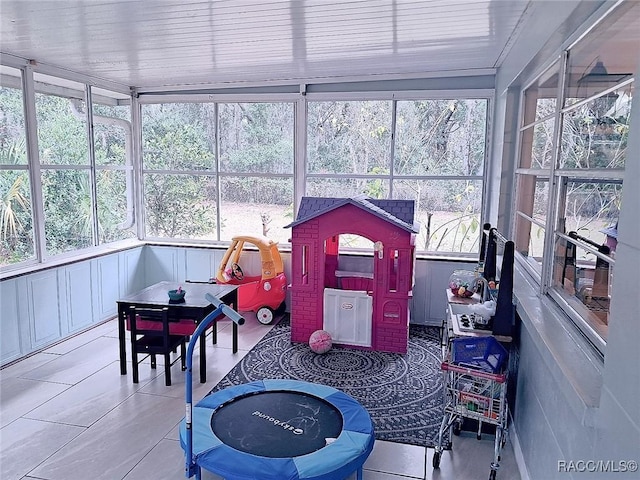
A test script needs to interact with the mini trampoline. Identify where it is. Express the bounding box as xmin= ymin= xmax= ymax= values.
xmin=180 ymin=378 xmax=375 ymax=480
